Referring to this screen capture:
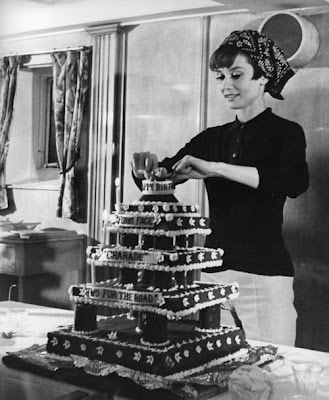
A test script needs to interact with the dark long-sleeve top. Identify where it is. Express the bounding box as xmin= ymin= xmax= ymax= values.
xmin=135 ymin=108 xmax=309 ymax=276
